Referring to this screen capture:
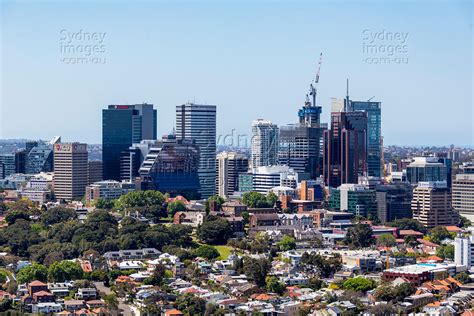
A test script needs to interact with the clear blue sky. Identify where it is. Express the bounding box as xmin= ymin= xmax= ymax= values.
xmin=1 ymin=0 xmax=472 ymax=146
